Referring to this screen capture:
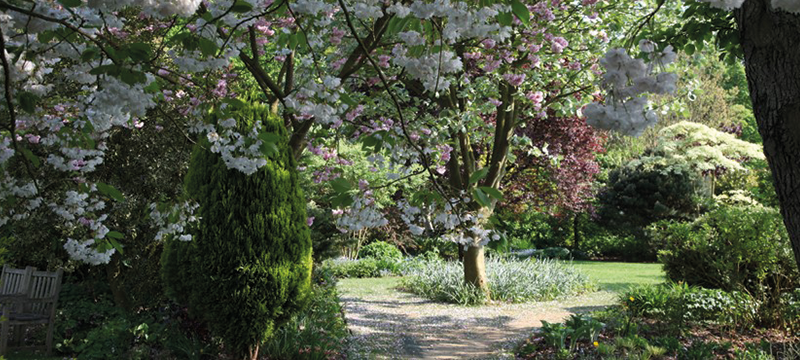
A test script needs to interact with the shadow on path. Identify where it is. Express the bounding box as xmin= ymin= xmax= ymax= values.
xmin=340 ymin=290 xmax=614 ymax=359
